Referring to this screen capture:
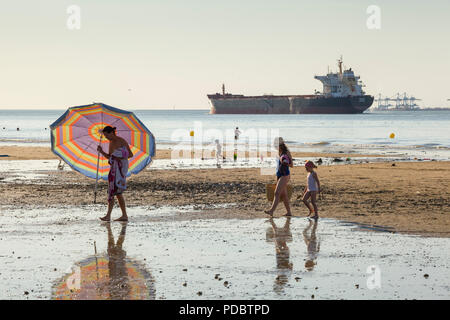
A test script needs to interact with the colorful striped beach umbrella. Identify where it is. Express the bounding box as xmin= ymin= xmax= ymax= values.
xmin=50 ymin=103 xmax=155 ymax=180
